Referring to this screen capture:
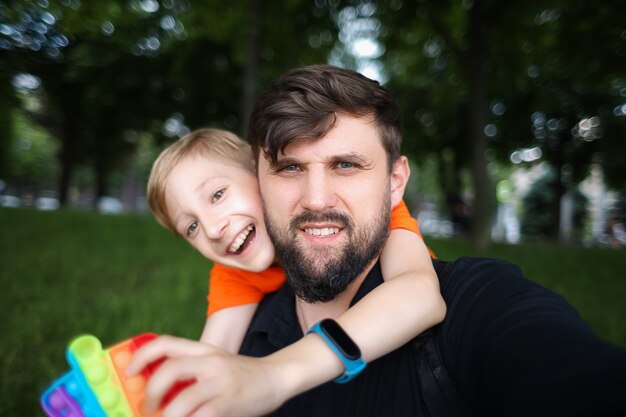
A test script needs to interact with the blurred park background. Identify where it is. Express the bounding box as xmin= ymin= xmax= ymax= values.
xmin=1 ymin=0 xmax=625 ymax=416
